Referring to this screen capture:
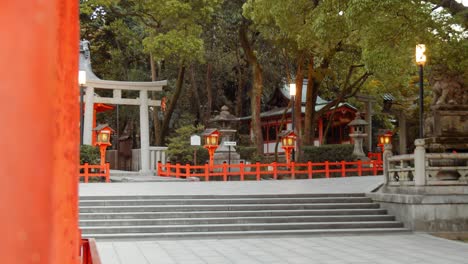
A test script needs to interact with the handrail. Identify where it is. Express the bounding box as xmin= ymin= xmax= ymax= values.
xmin=385 ymin=147 xmax=468 ymax=186
xmin=78 ymin=163 xmax=110 ymax=183
xmin=157 ymin=159 xmax=383 ymax=181
xmin=388 ymin=154 xmax=414 ymax=161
